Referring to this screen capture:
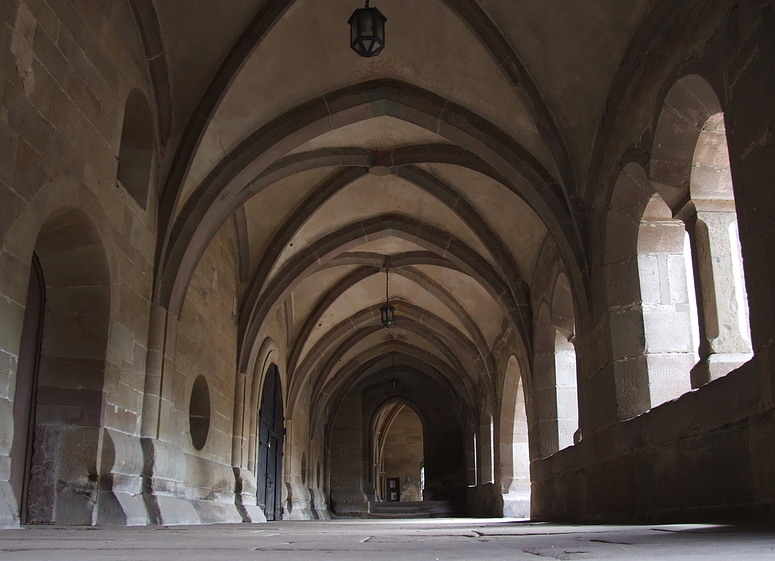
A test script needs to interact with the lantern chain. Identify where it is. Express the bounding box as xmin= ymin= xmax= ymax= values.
xmin=385 ymin=258 xmax=390 ymax=304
